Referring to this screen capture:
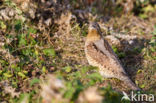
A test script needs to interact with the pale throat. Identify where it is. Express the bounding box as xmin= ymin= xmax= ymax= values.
xmin=87 ymin=29 xmax=101 ymax=42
